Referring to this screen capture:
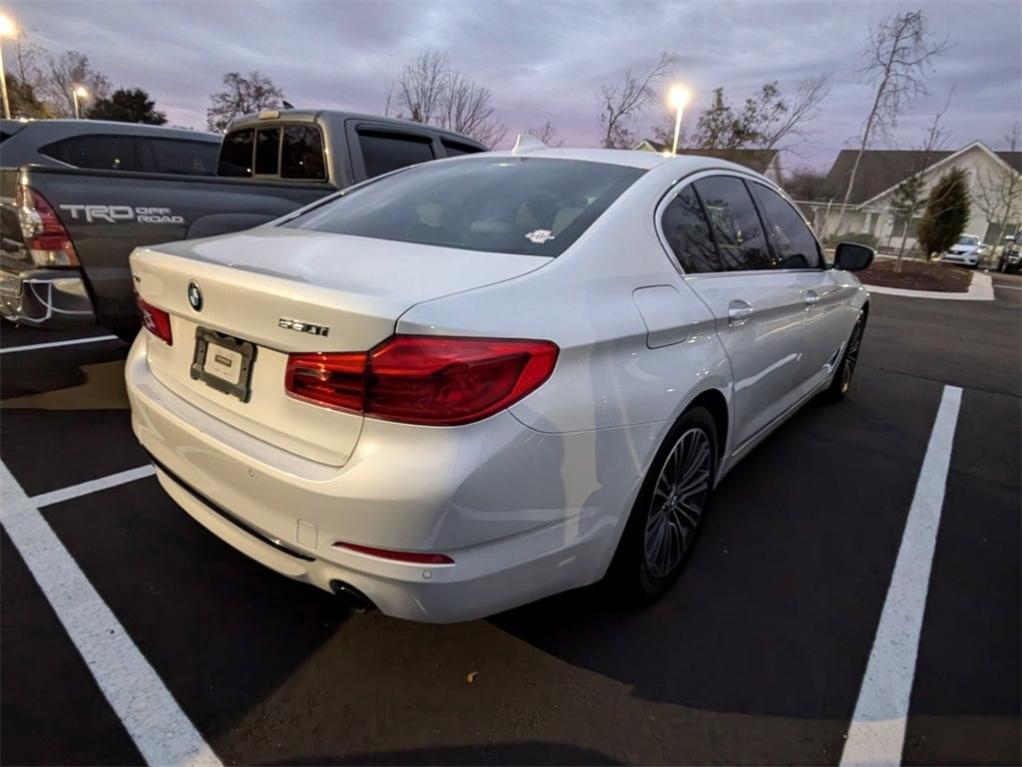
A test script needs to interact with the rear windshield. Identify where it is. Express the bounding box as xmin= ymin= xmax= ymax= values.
xmin=285 ymin=157 xmax=644 ymax=256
